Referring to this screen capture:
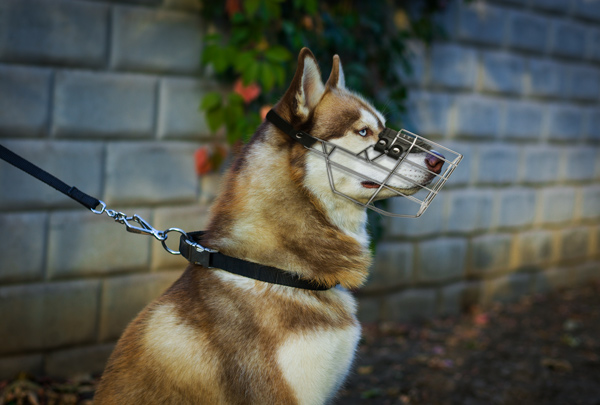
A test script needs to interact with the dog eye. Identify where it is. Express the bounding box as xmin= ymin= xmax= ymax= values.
xmin=358 ymin=128 xmax=368 ymax=137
